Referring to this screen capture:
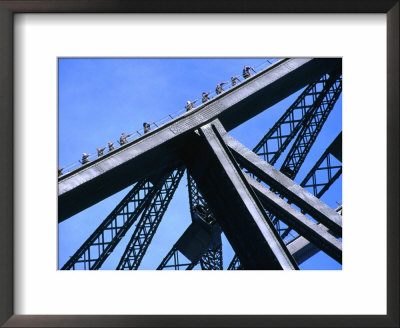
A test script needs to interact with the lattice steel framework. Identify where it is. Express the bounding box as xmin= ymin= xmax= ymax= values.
xmin=116 ymin=168 xmax=185 ymax=270
xmin=280 ymin=72 xmax=342 ymax=179
xmin=253 ymin=73 xmax=339 ymax=166
xmin=61 ymin=178 xmax=161 ymax=270
xmin=300 ymin=133 xmax=342 ymax=199
xmin=200 ymin=245 xmax=223 ymax=270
